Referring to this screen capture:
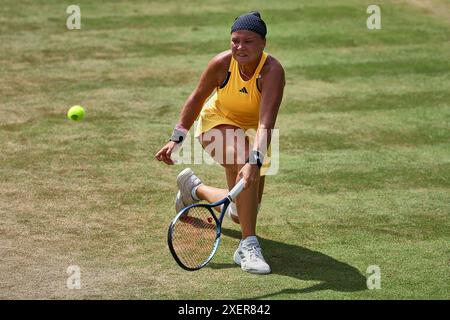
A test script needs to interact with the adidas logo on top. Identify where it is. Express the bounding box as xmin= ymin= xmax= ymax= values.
xmin=239 ymin=87 xmax=248 ymax=94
